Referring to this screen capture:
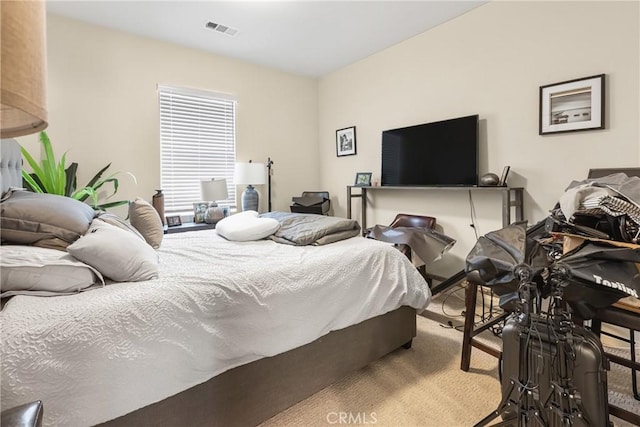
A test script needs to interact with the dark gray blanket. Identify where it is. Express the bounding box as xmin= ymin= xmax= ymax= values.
xmin=260 ymin=212 xmax=361 ymax=246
